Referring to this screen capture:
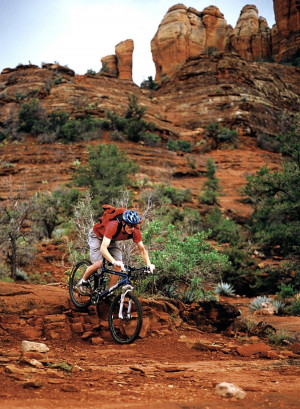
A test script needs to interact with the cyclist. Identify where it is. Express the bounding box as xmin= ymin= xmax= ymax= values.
xmin=77 ymin=210 xmax=155 ymax=294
